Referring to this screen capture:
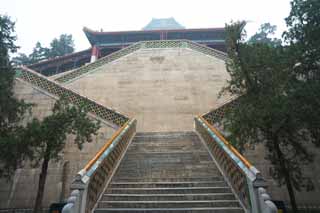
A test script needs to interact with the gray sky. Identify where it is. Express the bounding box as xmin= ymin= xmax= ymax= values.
xmin=1 ymin=0 xmax=292 ymax=54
